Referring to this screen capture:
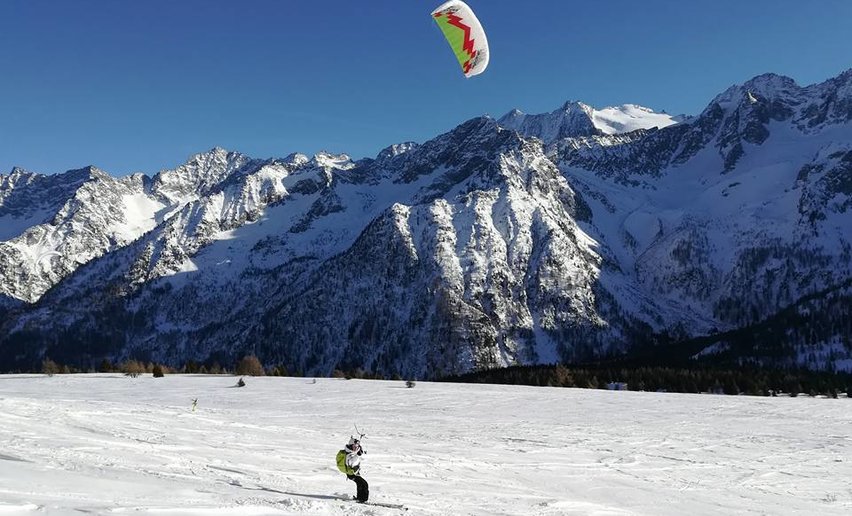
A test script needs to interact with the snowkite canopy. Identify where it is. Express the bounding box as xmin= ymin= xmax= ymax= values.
xmin=431 ymin=1 xmax=489 ymax=78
